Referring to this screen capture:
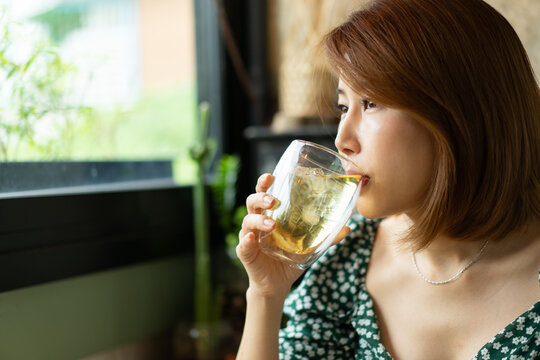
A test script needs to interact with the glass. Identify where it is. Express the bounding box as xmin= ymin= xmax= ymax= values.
xmin=259 ymin=140 xmax=364 ymax=269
